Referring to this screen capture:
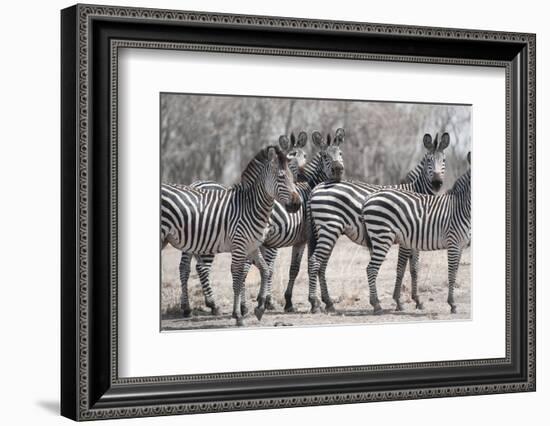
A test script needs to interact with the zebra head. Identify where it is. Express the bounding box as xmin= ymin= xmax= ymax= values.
xmin=422 ymin=132 xmax=450 ymax=193
xmin=311 ymin=128 xmax=345 ymax=181
xmin=264 ymin=146 xmax=302 ymax=213
xmin=279 ymin=131 xmax=308 ymax=180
